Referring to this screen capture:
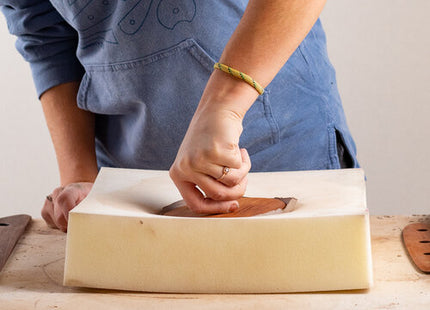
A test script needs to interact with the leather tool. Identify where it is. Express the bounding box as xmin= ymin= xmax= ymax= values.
xmin=402 ymin=222 xmax=430 ymax=273
xmin=0 ymin=214 xmax=31 ymax=272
